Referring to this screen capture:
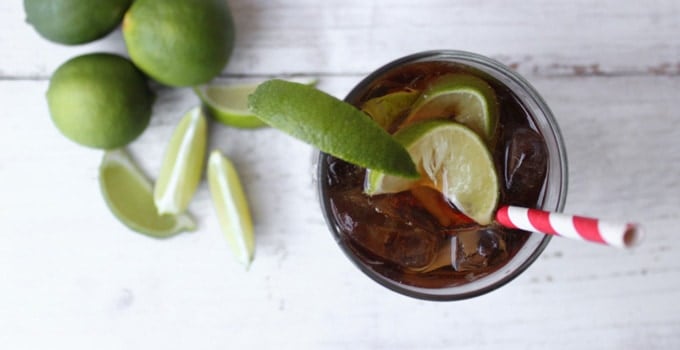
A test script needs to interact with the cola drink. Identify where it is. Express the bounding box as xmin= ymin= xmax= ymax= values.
xmin=317 ymin=51 xmax=567 ymax=300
